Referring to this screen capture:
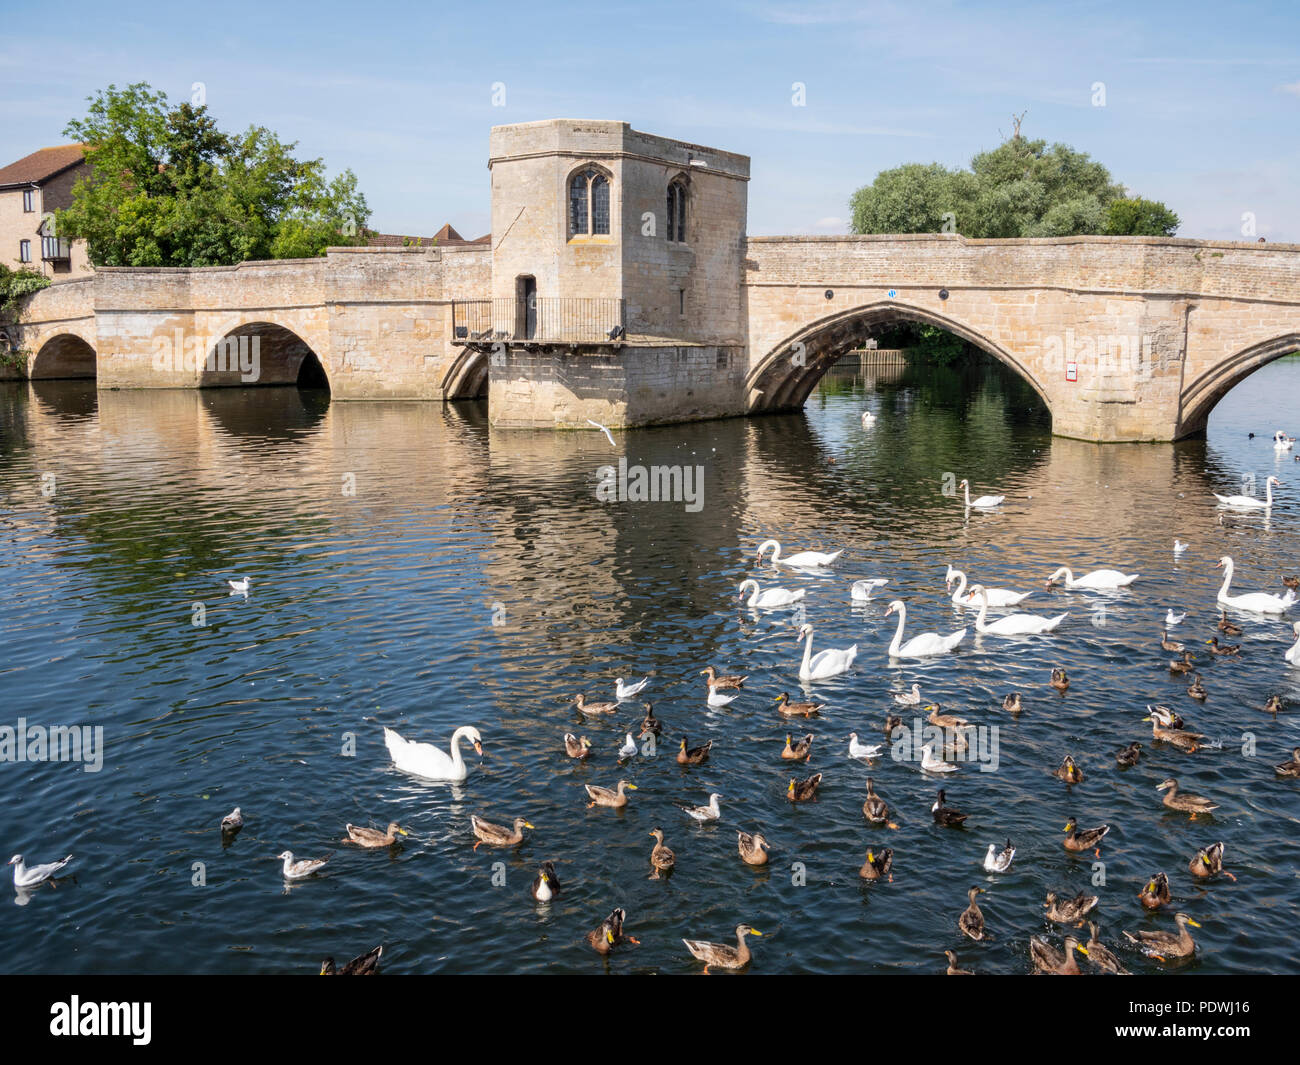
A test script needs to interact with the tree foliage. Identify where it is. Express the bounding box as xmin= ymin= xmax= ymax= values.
xmin=850 ymin=127 xmax=1178 ymax=238
xmin=56 ymin=83 xmax=370 ymax=267
xmin=0 ymin=264 xmax=51 ymax=323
